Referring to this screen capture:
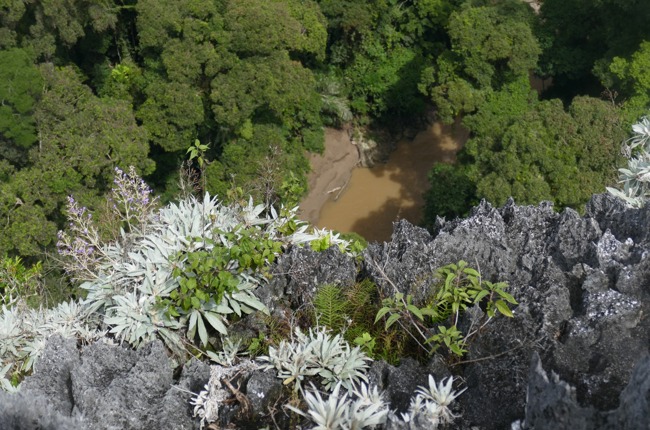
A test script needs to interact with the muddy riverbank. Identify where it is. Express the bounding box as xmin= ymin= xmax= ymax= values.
xmin=298 ymin=120 xmax=469 ymax=241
